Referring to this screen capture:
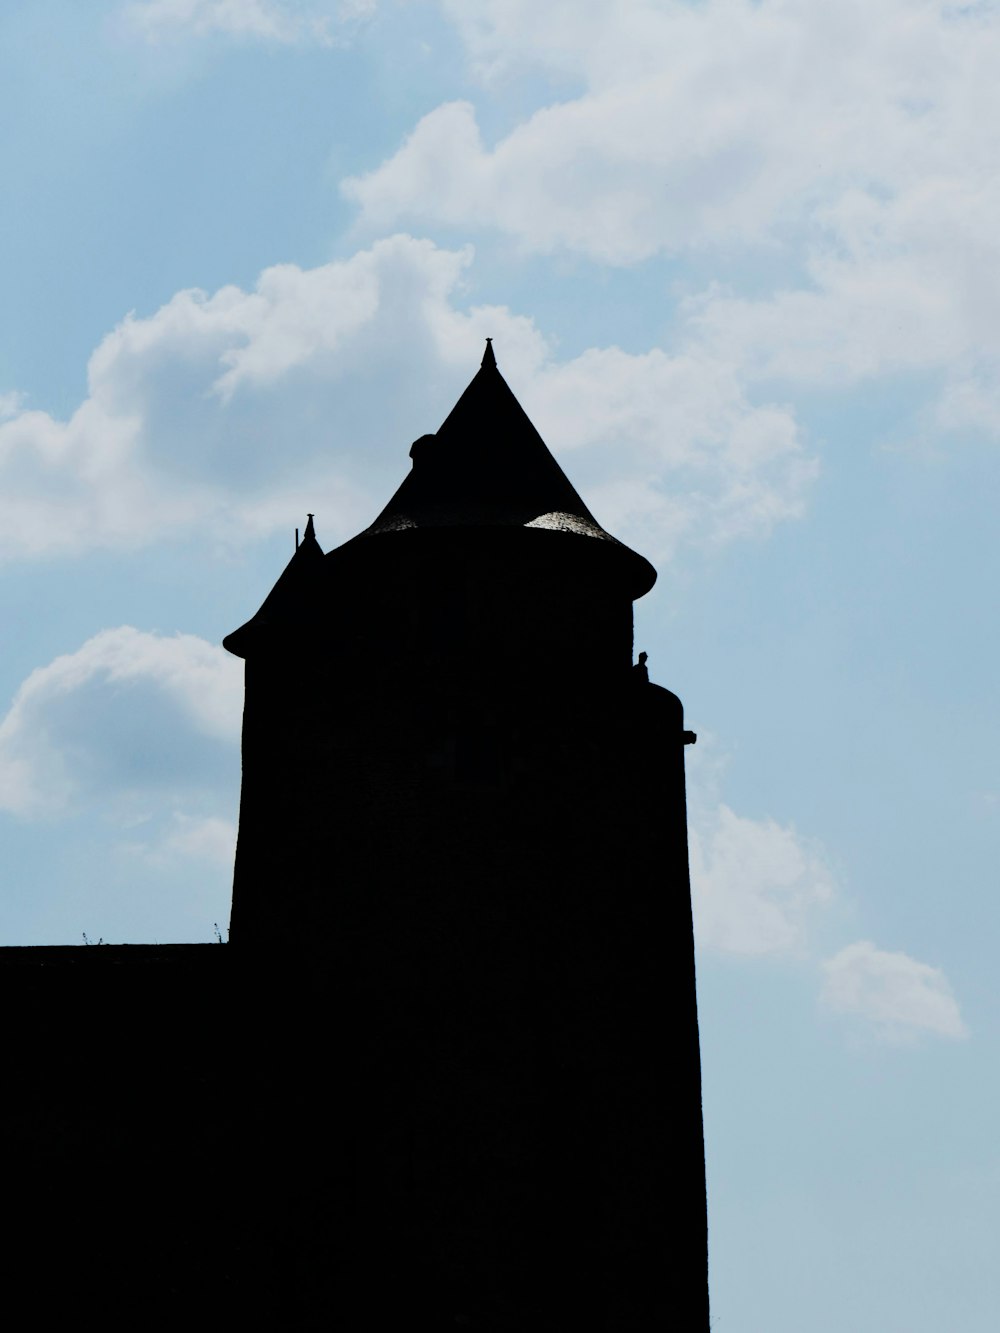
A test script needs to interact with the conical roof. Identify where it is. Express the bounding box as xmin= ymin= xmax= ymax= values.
xmin=224 ymin=345 xmax=657 ymax=659
xmin=223 ymin=515 xmax=323 ymax=658
xmin=358 ymin=341 xmax=655 ymax=596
